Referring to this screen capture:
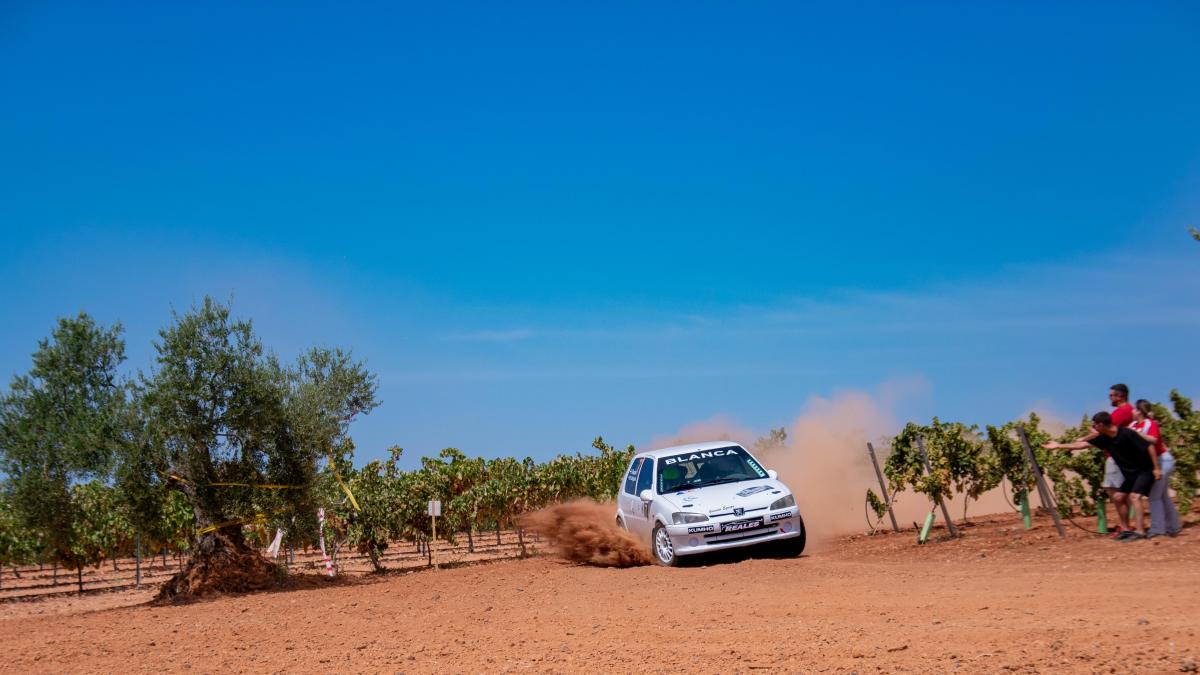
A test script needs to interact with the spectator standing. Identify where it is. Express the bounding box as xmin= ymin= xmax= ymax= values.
xmin=1132 ymin=400 xmax=1182 ymax=537
xmin=1097 ymin=384 xmax=1135 ymax=533
xmin=1109 ymin=384 xmax=1134 ymax=427
xmin=1046 ymin=411 xmax=1160 ymax=540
